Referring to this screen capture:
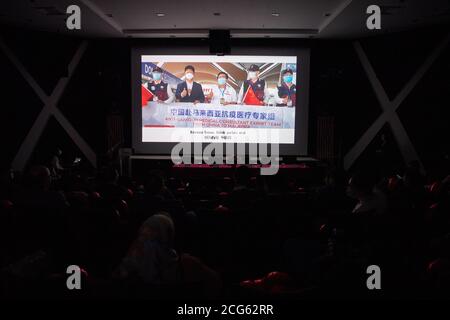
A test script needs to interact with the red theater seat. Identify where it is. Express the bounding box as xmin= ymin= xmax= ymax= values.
xmin=429 ymin=181 xmax=441 ymax=195
xmin=118 ymin=199 xmax=129 ymax=212
xmin=214 ymin=204 xmax=230 ymax=214
xmin=126 ymin=188 xmax=134 ymax=198
xmin=1 ymin=200 xmax=14 ymax=210
xmin=388 ymin=176 xmax=399 ymax=191
xmin=240 ymin=271 xmax=293 ymax=294
xmin=90 ymin=191 xmax=101 ymax=199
